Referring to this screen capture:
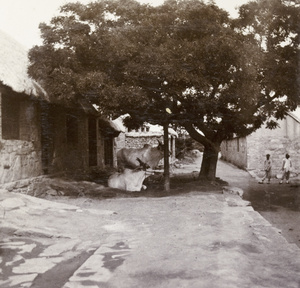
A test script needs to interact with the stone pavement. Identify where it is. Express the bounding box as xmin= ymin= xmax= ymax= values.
xmin=0 ymin=161 xmax=300 ymax=288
